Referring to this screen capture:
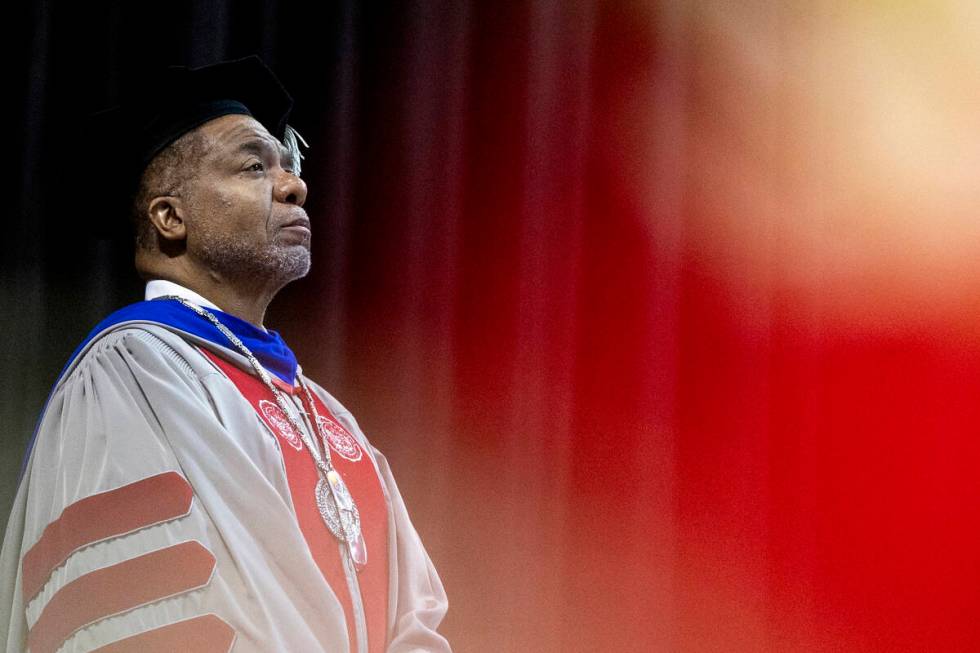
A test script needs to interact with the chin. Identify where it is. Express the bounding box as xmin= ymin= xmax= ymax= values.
xmin=278 ymin=249 xmax=312 ymax=282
